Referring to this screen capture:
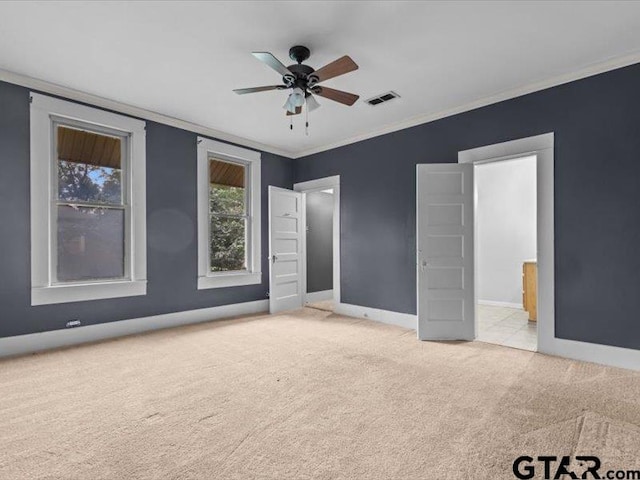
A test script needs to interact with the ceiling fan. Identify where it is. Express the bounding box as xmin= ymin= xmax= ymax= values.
xmin=233 ymin=46 xmax=359 ymax=129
